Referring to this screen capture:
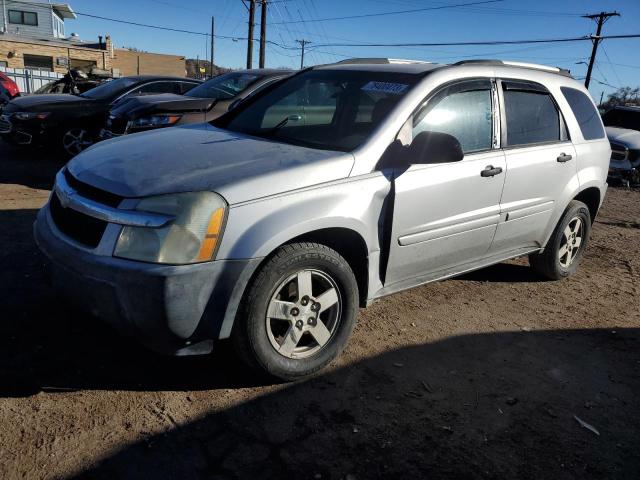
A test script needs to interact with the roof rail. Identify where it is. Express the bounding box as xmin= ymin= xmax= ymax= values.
xmin=453 ymin=59 xmax=572 ymax=78
xmin=335 ymin=58 xmax=433 ymax=65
